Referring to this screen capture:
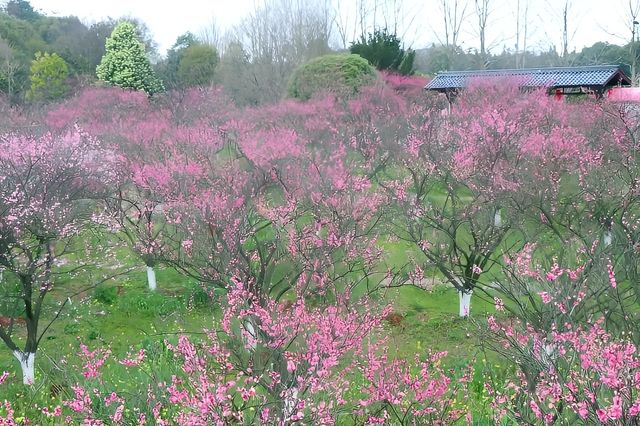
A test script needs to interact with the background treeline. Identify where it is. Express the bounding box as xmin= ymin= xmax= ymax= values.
xmin=0 ymin=0 xmax=161 ymax=102
xmin=0 ymin=0 xmax=637 ymax=105
xmin=415 ymin=42 xmax=637 ymax=75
